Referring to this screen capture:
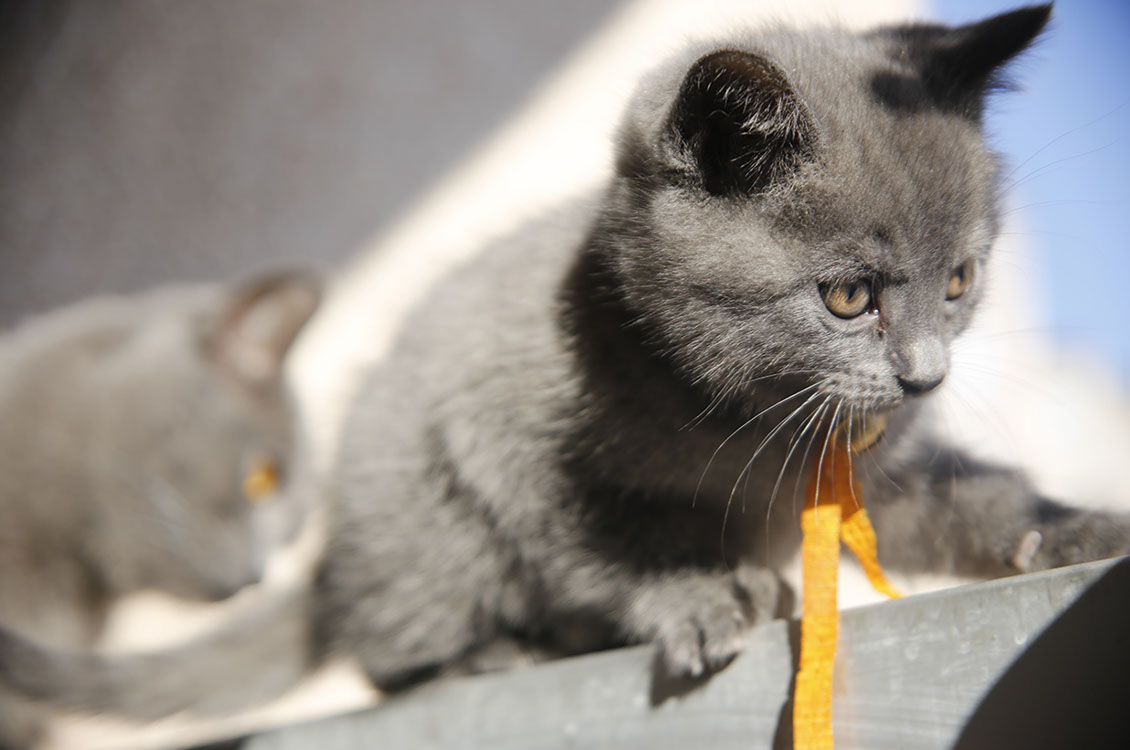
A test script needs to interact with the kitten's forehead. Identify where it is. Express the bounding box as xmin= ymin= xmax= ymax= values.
xmin=630 ymin=26 xmax=1001 ymax=272
xmin=751 ymin=32 xmax=999 ymax=271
